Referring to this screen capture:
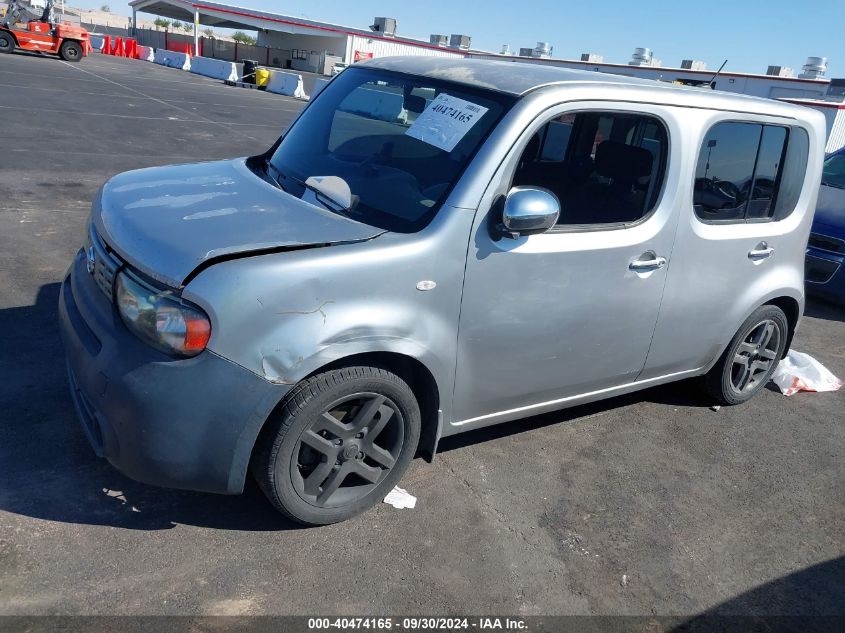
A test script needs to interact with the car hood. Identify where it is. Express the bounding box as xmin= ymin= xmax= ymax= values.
xmin=93 ymin=159 xmax=385 ymax=287
xmin=812 ymin=183 xmax=845 ymax=234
